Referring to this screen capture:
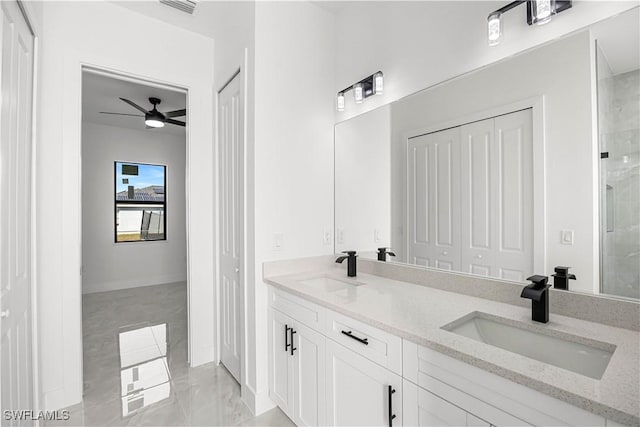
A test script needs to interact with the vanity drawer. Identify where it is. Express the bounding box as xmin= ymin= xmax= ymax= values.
xmin=268 ymin=287 xmax=325 ymax=333
xmin=325 ymin=309 xmax=402 ymax=375
xmin=403 ymin=341 xmax=605 ymax=427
